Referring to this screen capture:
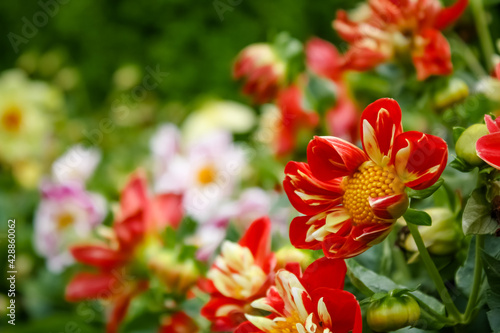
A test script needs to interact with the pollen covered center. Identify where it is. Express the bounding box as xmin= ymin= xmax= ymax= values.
xmin=269 ymin=311 xmax=302 ymax=333
xmin=343 ymin=161 xmax=404 ymax=224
